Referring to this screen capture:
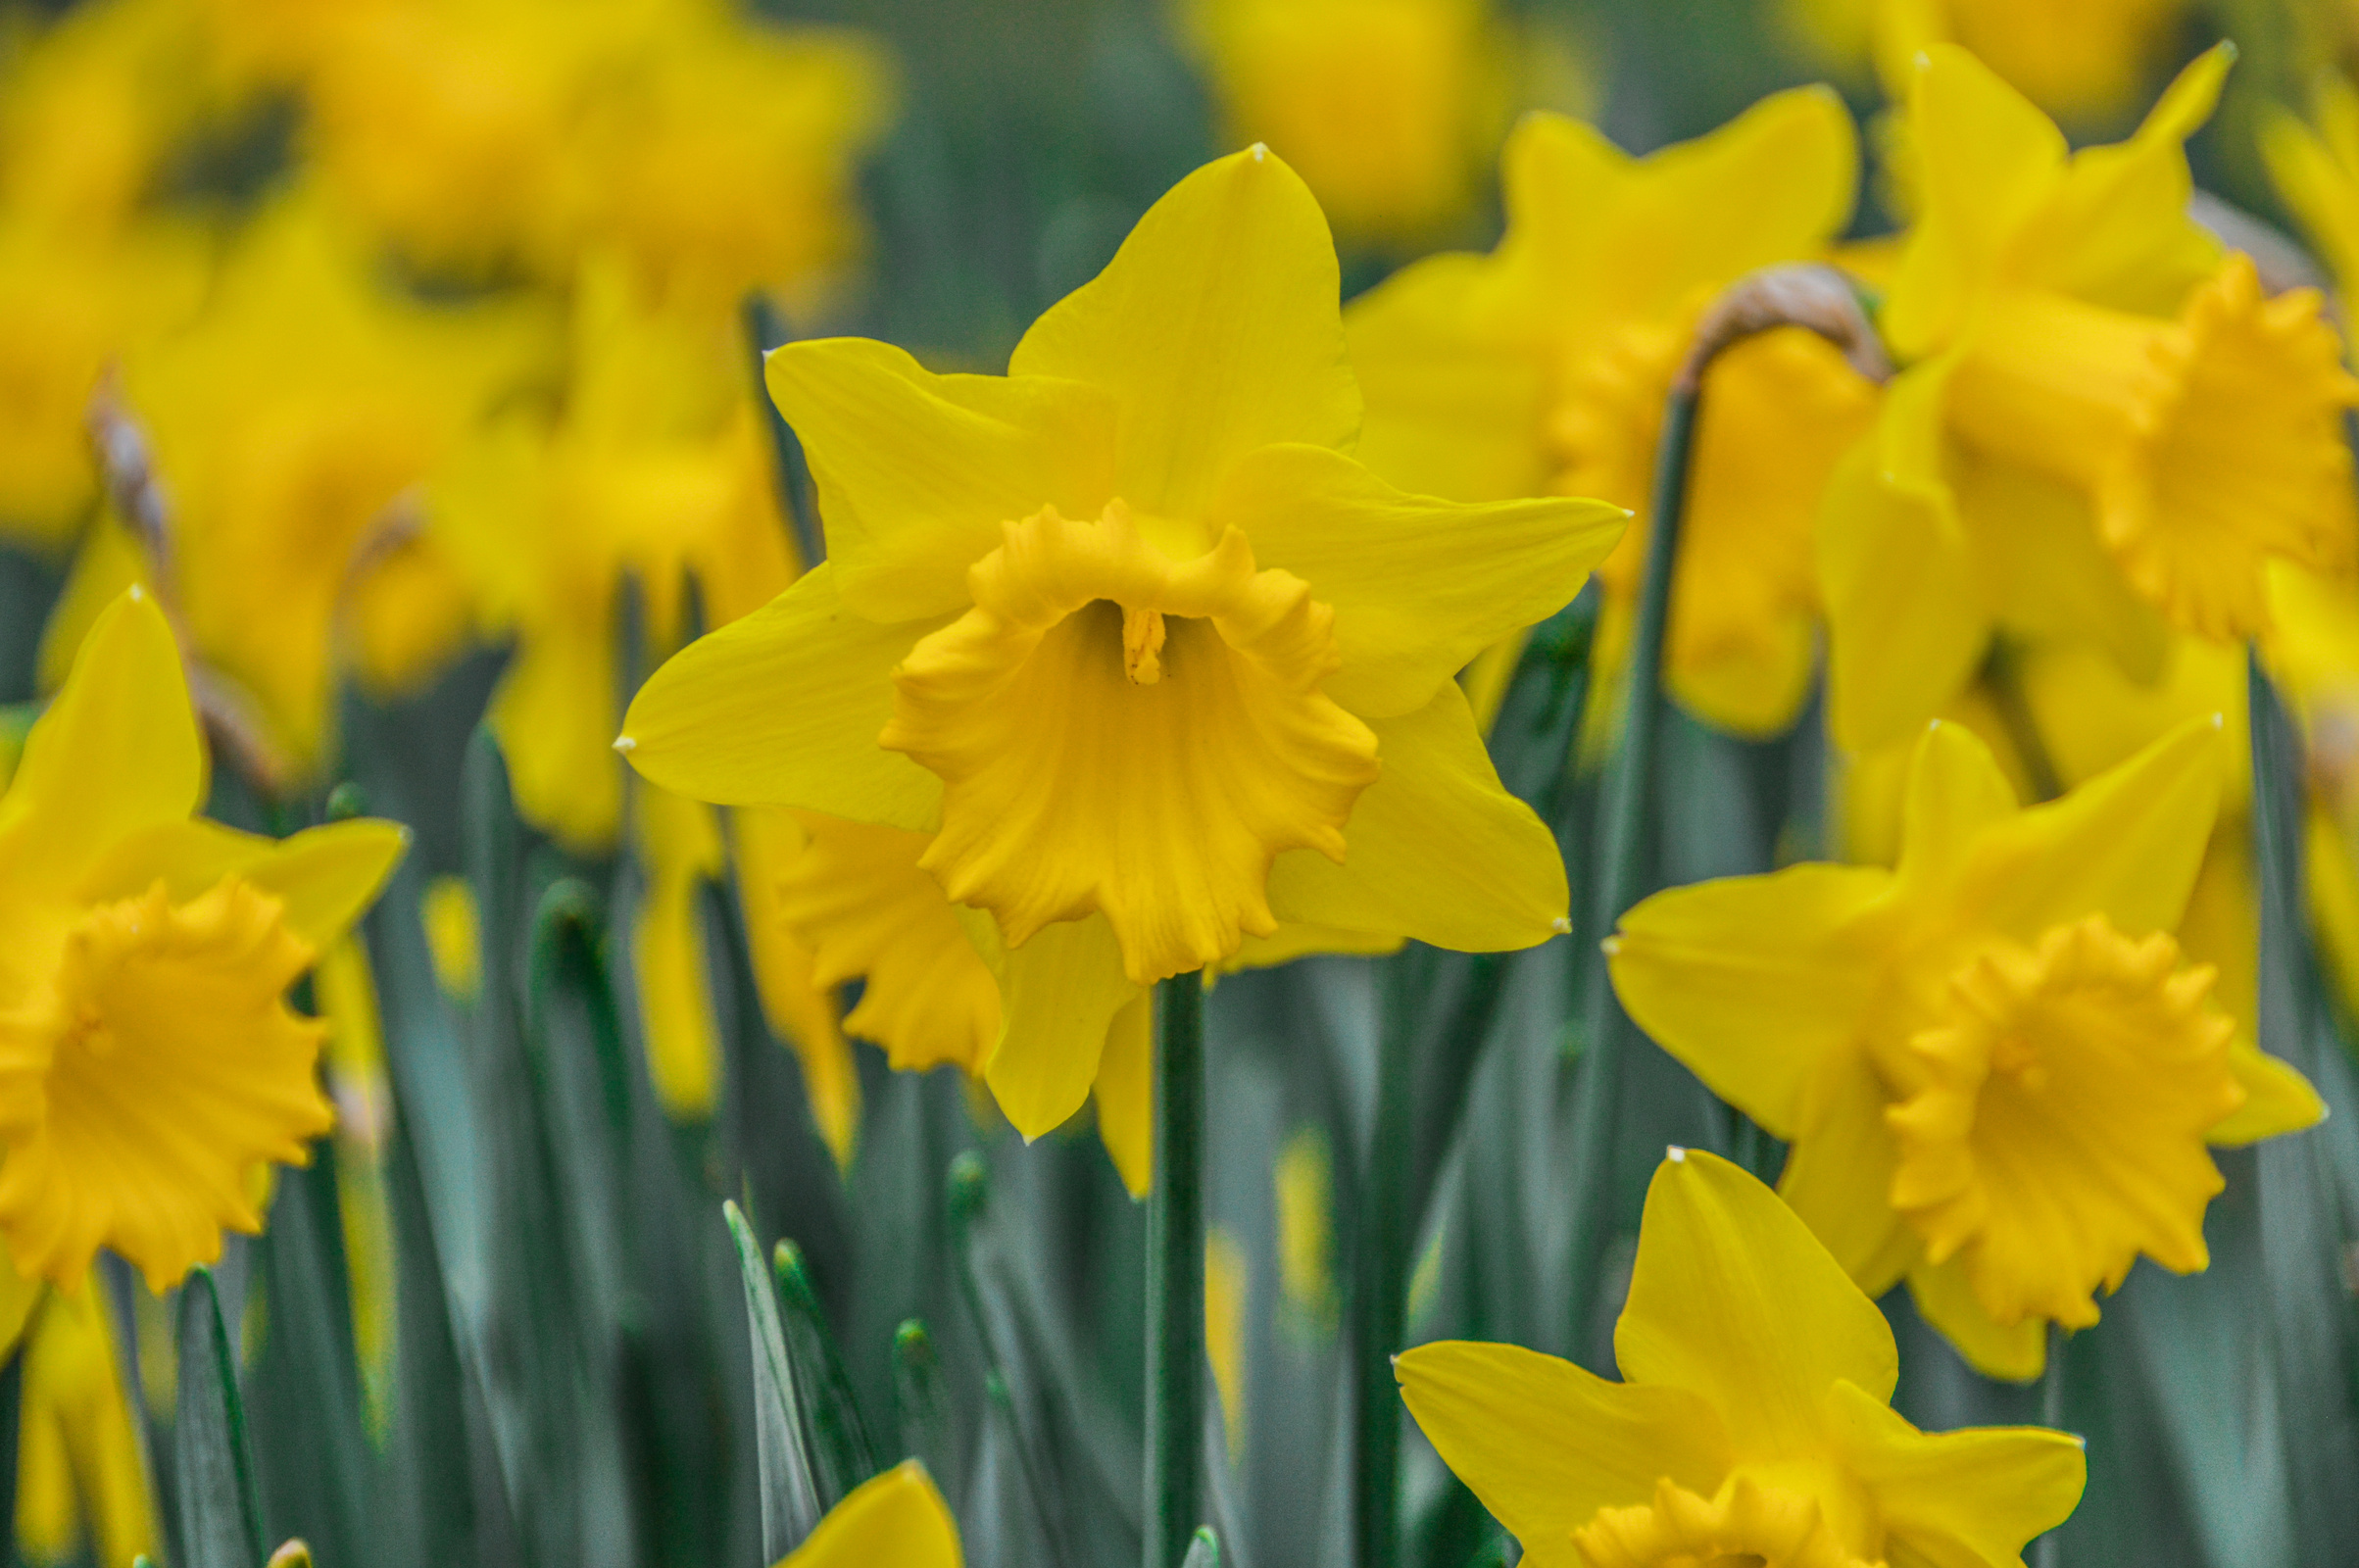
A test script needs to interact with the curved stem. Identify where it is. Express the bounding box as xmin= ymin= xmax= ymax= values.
xmin=1146 ymin=973 xmax=1205 ymax=1568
